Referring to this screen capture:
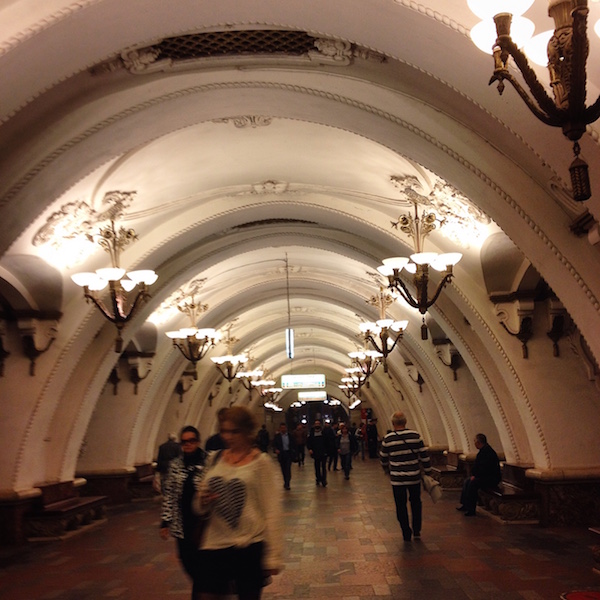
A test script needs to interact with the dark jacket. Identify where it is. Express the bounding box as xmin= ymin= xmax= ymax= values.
xmin=273 ymin=431 xmax=297 ymax=461
xmin=306 ymin=426 xmax=336 ymax=458
xmin=156 ymin=438 xmax=181 ymax=474
xmin=472 ymin=443 xmax=502 ymax=488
